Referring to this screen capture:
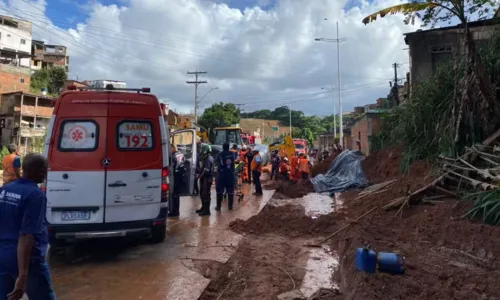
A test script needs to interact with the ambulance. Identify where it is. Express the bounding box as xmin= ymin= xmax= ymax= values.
xmin=42 ymin=85 xmax=198 ymax=244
